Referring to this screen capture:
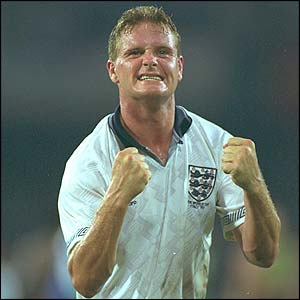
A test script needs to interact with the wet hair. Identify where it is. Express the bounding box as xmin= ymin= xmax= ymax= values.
xmin=108 ymin=6 xmax=181 ymax=61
